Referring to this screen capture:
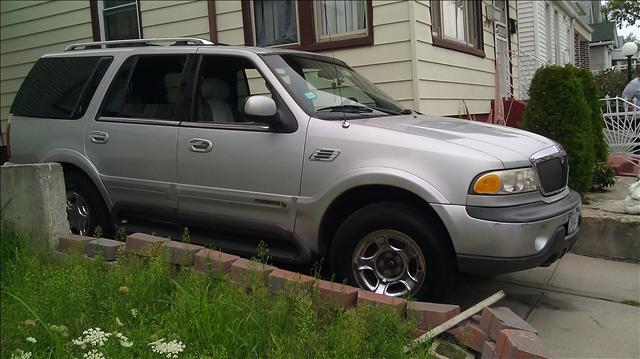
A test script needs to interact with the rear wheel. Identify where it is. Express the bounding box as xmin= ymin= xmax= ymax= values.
xmin=64 ymin=170 xmax=111 ymax=237
xmin=329 ymin=202 xmax=455 ymax=301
